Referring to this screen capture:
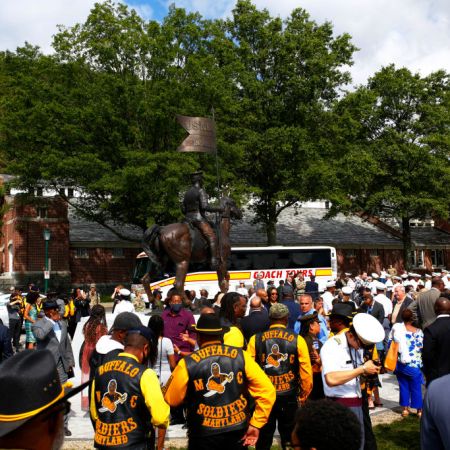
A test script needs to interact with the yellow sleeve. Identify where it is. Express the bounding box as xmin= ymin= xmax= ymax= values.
xmin=140 ymin=369 xmax=170 ymax=429
xmin=223 ymin=326 xmax=244 ymax=348
xmin=246 ymin=335 xmax=256 ymax=359
xmin=373 ymin=347 xmax=379 ymax=360
xmin=163 ymin=358 xmax=189 ymax=407
xmin=297 ymin=336 xmax=313 ymax=402
xmin=89 ymin=379 xmax=98 ymax=423
xmin=243 ymin=350 xmax=276 ymax=429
